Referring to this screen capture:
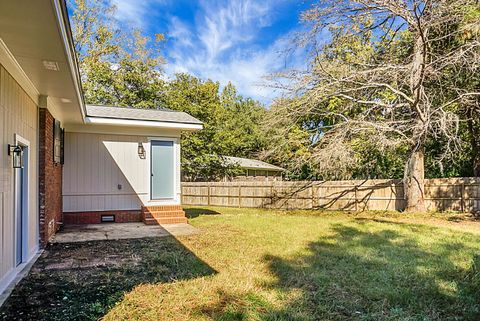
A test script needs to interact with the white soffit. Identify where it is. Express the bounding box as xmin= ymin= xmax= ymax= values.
xmin=0 ymin=0 xmax=85 ymax=124
xmin=0 ymin=39 xmax=39 ymax=105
